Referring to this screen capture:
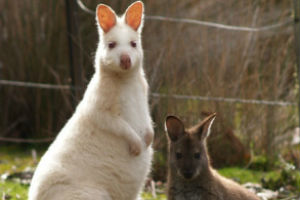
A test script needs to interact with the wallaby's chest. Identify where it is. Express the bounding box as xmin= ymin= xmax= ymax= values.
xmin=119 ymin=78 xmax=149 ymax=129
xmin=169 ymin=182 xmax=220 ymax=200
xmin=170 ymin=191 xmax=203 ymax=200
